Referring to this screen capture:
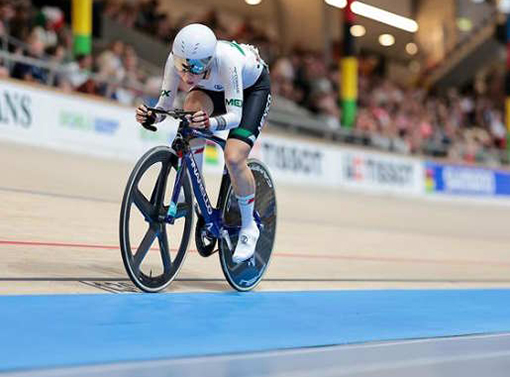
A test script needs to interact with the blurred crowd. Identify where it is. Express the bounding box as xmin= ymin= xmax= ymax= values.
xmin=271 ymin=50 xmax=509 ymax=165
xmin=103 ymin=0 xmax=279 ymax=61
xmin=0 ymin=0 xmax=153 ymax=104
xmin=1 ymin=0 xmax=508 ymax=165
xmin=355 ymin=73 xmax=507 ymax=165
